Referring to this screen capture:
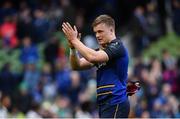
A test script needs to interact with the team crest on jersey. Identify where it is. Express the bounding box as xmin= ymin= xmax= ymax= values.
xmin=97 ymin=62 xmax=107 ymax=68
